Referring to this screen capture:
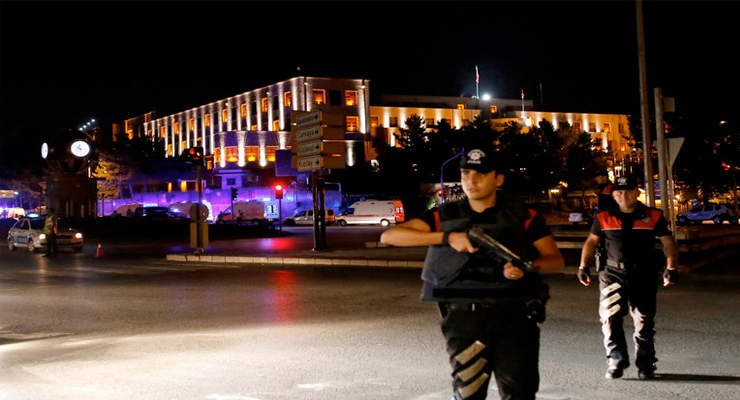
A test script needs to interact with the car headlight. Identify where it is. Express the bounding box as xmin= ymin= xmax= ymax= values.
xmin=75 ymin=233 xmax=83 ymax=239
xmin=39 ymin=233 xmax=46 ymax=240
